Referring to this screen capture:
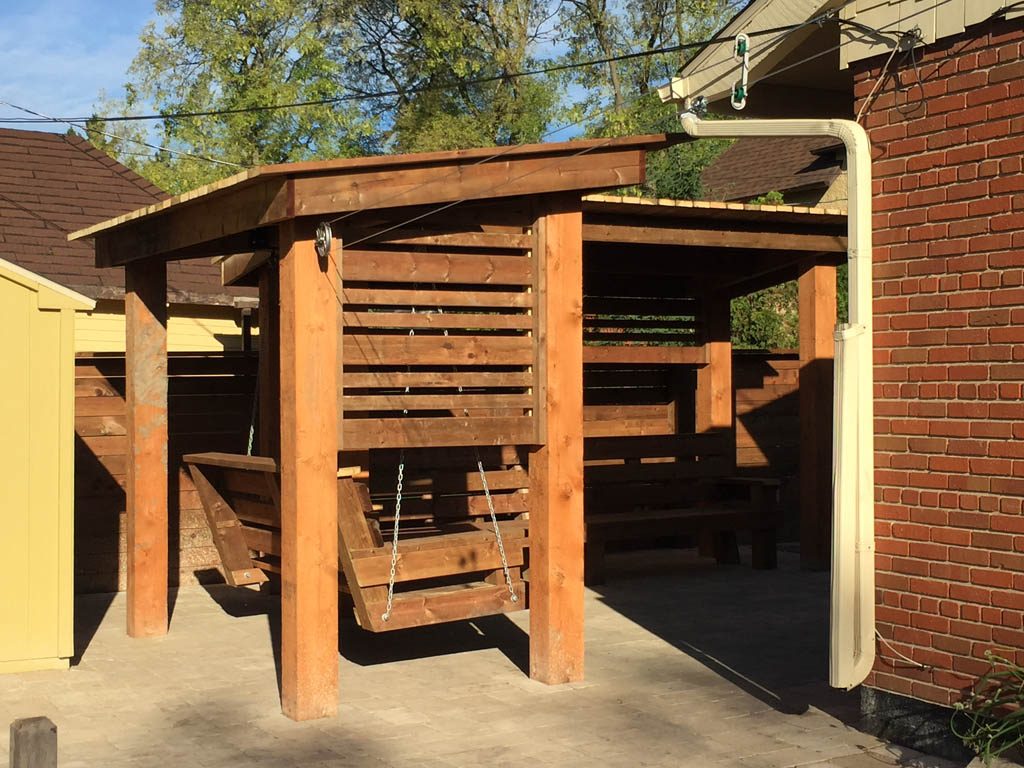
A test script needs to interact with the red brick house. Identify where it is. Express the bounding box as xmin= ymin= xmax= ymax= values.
xmin=665 ymin=0 xmax=1024 ymax=756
